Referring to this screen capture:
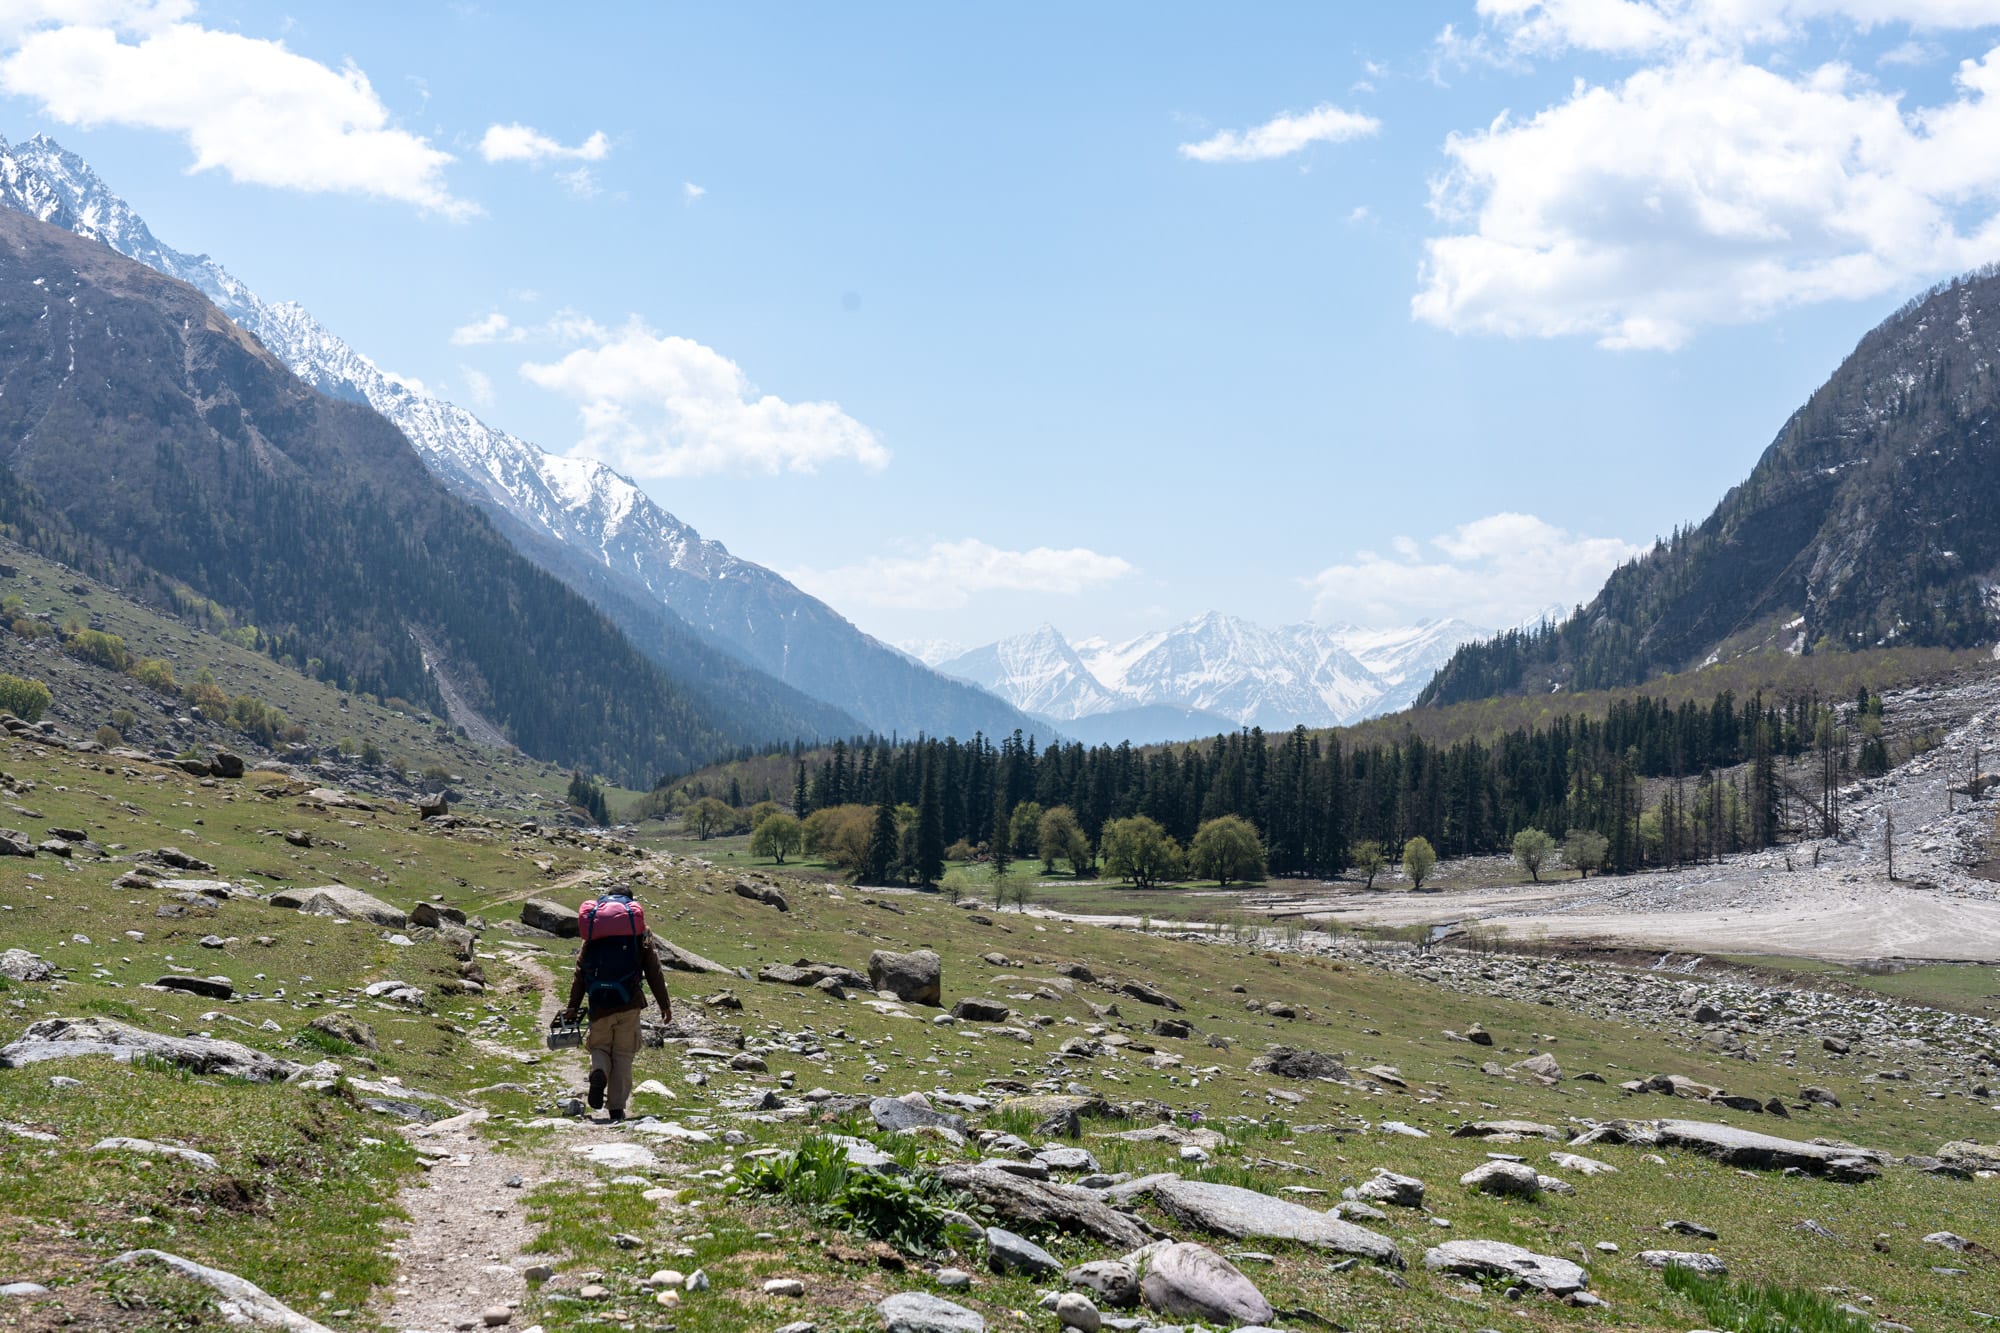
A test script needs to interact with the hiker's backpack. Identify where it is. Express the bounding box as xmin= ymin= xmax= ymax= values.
xmin=577 ymin=892 xmax=647 ymax=1011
